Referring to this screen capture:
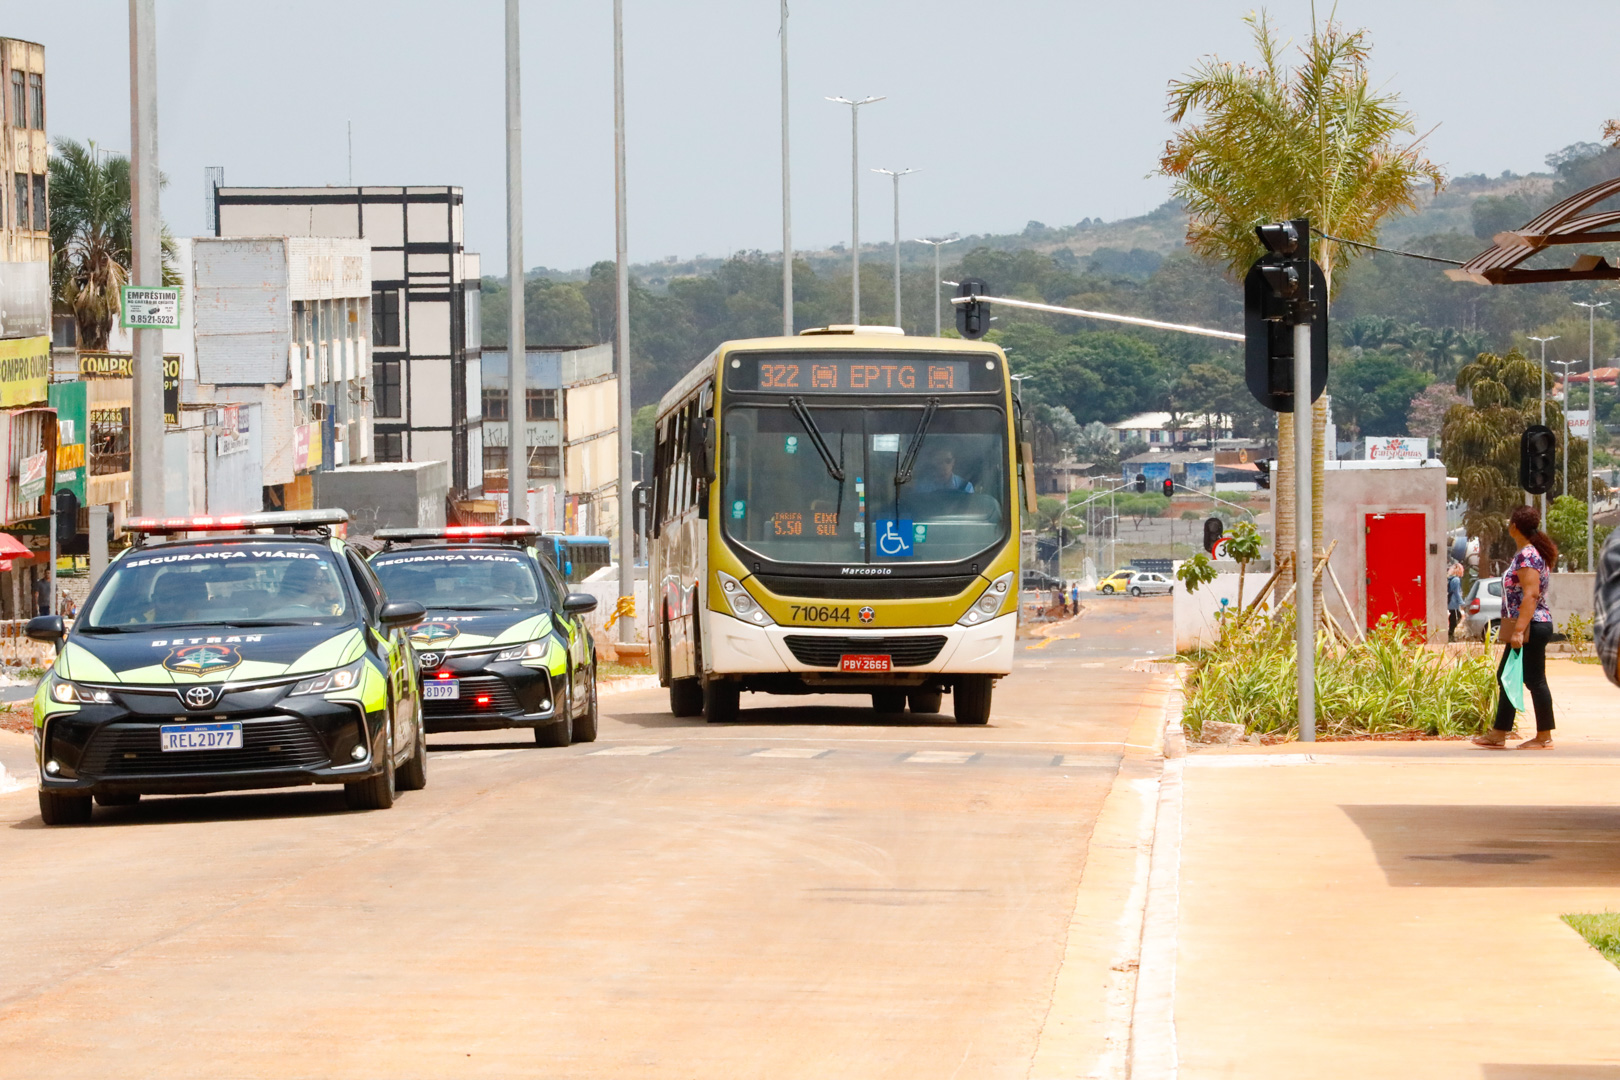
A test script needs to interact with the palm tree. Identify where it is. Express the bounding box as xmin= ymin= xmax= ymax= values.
xmin=49 ymin=139 xmax=132 ymax=351
xmin=1159 ymin=11 xmax=1445 ymax=602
